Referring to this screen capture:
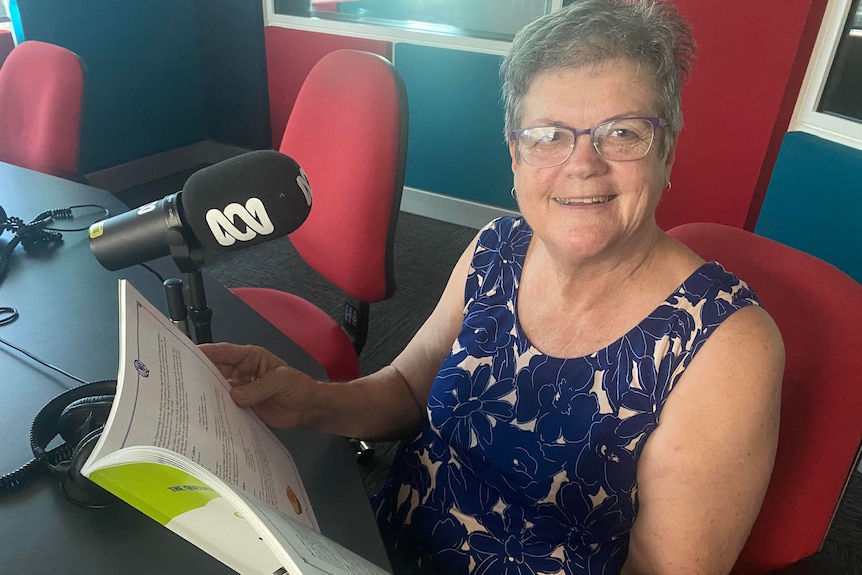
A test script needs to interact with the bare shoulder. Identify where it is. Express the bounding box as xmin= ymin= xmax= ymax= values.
xmin=694 ymin=303 xmax=785 ymax=388
xmin=624 ymin=304 xmax=784 ymax=574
